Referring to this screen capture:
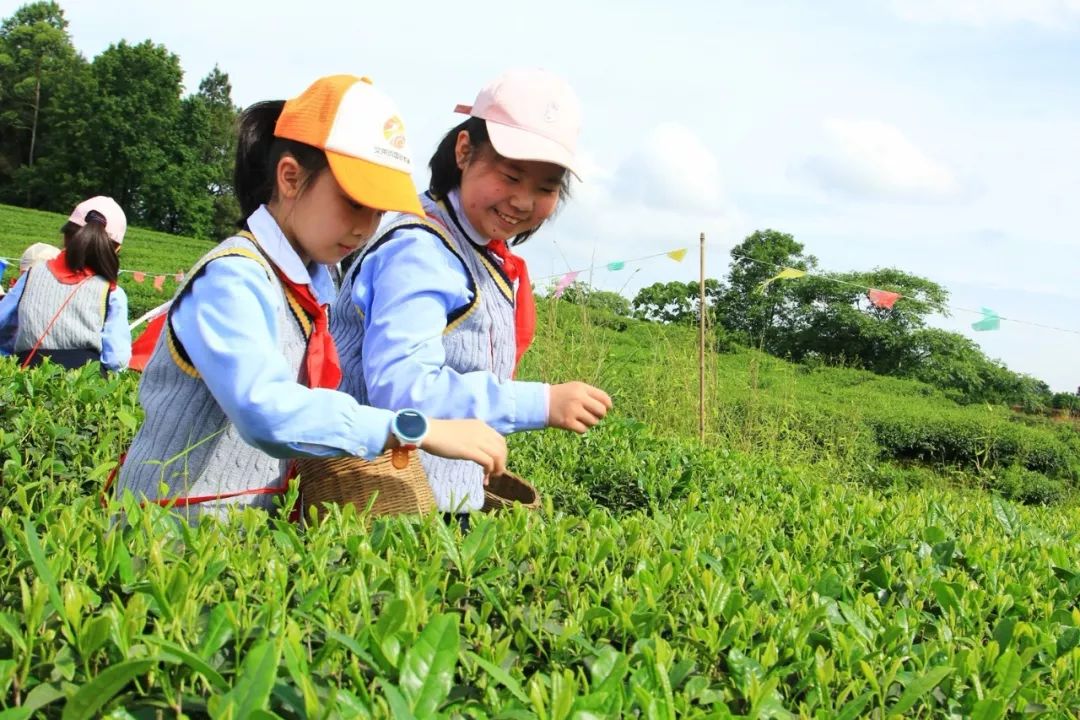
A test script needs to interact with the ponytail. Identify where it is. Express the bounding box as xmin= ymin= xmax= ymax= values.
xmin=64 ymin=211 xmax=118 ymax=282
xmin=234 ymin=100 xmax=328 ymax=225
xmin=428 ymin=117 xmax=490 ymax=202
xmin=427 ymin=116 xmax=571 ymax=246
